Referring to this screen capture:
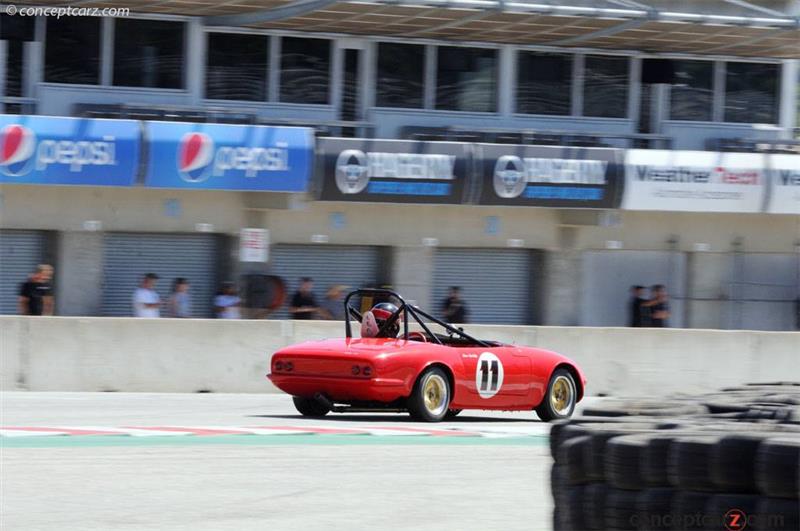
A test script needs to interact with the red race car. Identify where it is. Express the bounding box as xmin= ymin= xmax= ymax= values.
xmin=268 ymin=289 xmax=586 ymax=422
